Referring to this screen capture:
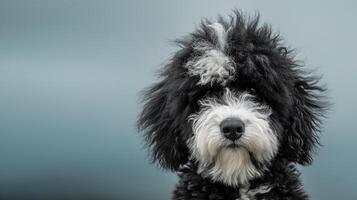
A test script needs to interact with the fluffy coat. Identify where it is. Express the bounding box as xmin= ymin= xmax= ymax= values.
xmin=138 ymin=11 xmax=326 ymax=200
